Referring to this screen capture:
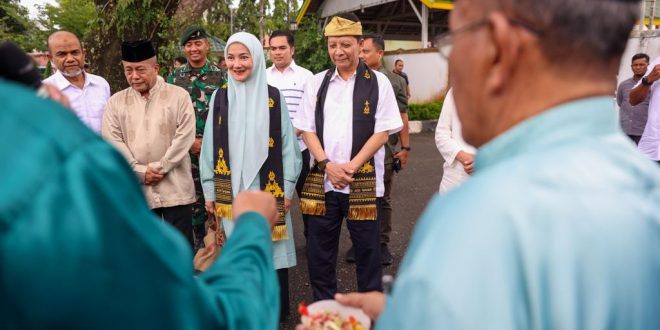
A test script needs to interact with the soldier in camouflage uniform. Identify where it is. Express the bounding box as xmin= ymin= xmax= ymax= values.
xmin=170 ymin=26 xmax=225 ymax=250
